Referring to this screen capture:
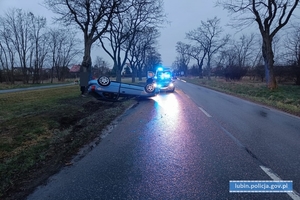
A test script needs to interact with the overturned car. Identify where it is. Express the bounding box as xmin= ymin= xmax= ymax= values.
xmin=88 ymin=76 xmax=159 ymax=101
